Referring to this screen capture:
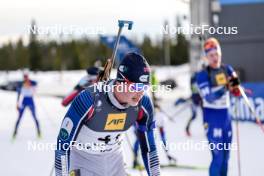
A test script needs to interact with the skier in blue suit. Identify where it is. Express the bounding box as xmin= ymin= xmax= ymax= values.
xmin=13 ymin=72 xmax=41 ymax=139
xmin=196 ymin=38 xmax=241 ymax=176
